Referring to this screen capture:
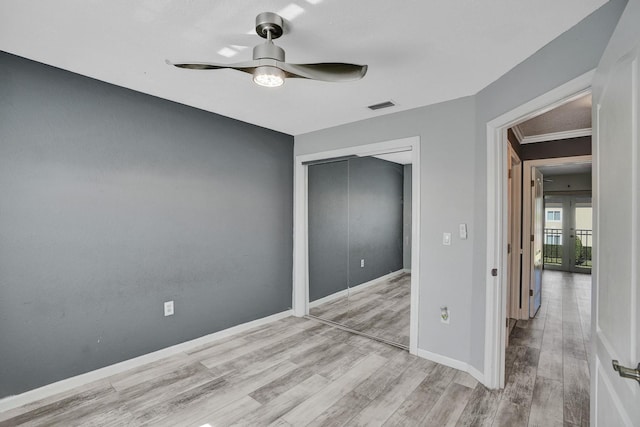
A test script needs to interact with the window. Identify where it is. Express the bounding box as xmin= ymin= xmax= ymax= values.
xmin=546 ymin=210 xmax=561 ymax=221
